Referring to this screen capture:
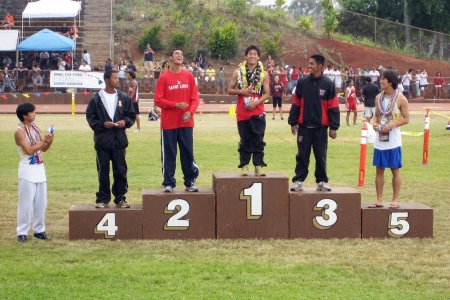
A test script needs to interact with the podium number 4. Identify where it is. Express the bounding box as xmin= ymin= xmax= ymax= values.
xmin=94 ymin=213 xmax=118 ymax=238
xmin=312 ymin=199 xmax=338 ymax=230
xmin=388 ymin=212 xmax=410 ymax=238
xmin=164 ymin=199 xmax=190 ymax=231
xmin=240 ymin=183 xmax=262 ymax=220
